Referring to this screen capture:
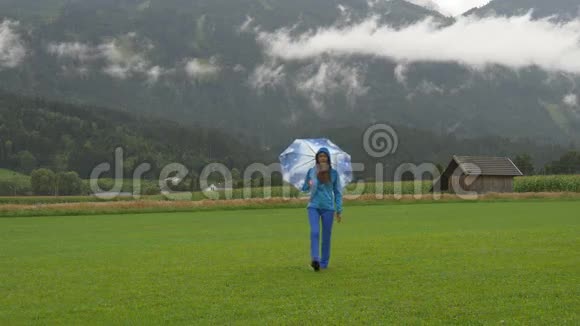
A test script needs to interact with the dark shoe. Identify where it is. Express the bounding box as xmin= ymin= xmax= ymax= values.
xmin=311 ymin=260 xmax=320 ymax=272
